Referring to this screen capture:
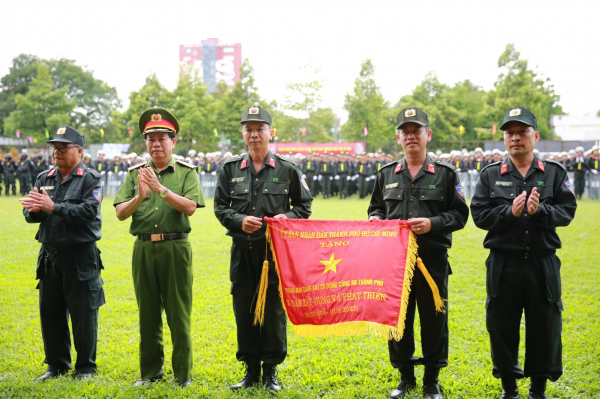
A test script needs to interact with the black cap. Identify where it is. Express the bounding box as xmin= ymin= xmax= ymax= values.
xmin=500 ymin=107 xmax=538 ymax=130
xmin=396 ymin=108 xmax=430 ymax=129
xmin=241 ymin=106 xmax=272 ymax=125
xmin=47 ymin=126 xmax=85 ymax=147
xmin=4 ymin=153 xmax=12 ymax=159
